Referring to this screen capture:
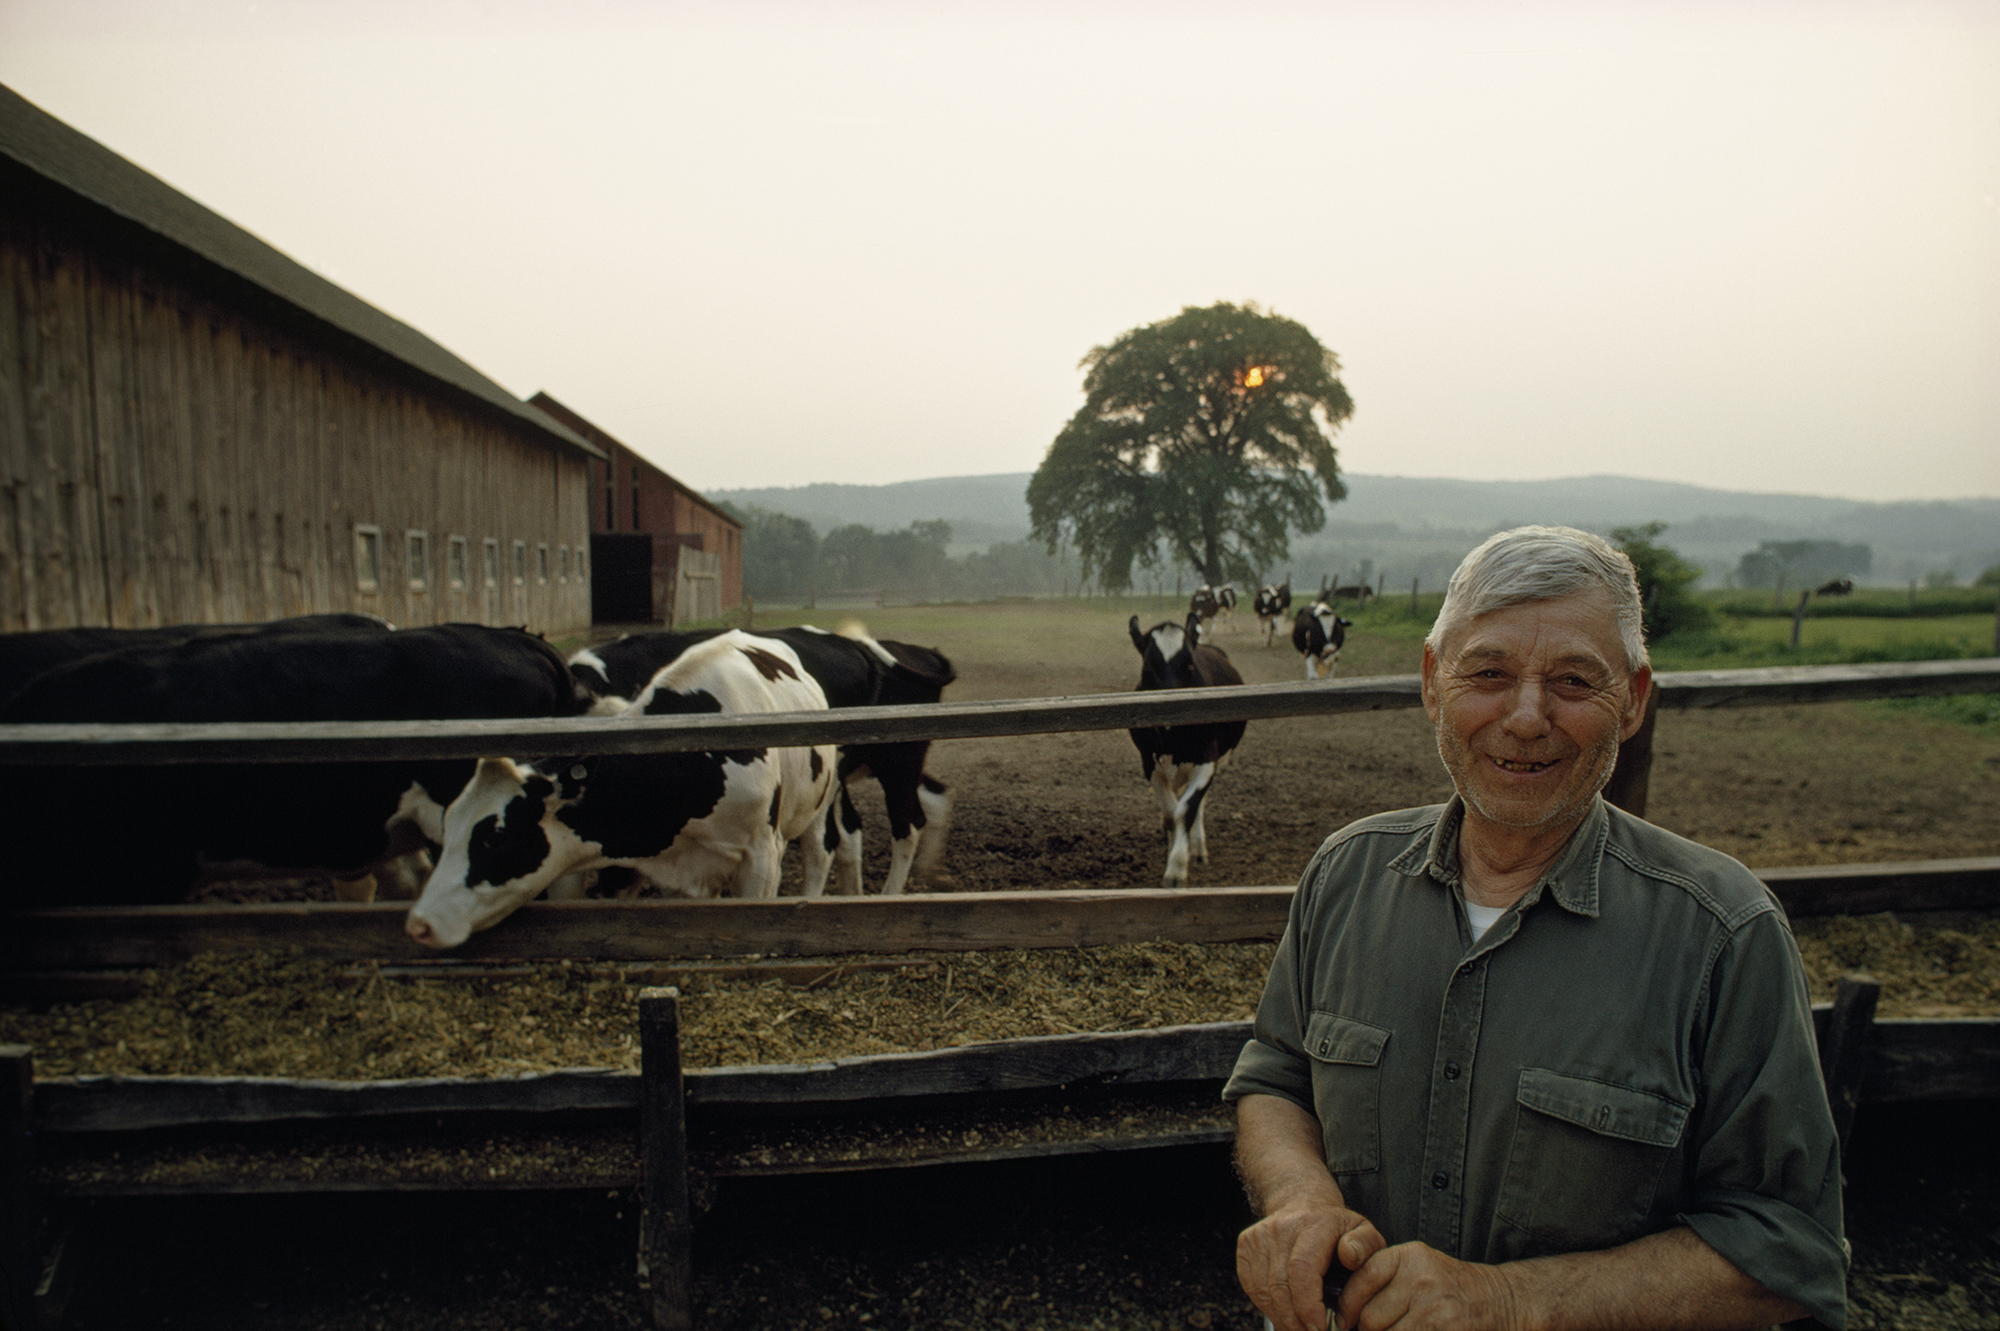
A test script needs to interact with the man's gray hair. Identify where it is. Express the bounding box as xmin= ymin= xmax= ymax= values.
xmin=1426 ymin=525 xmax=1650 ymax=671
